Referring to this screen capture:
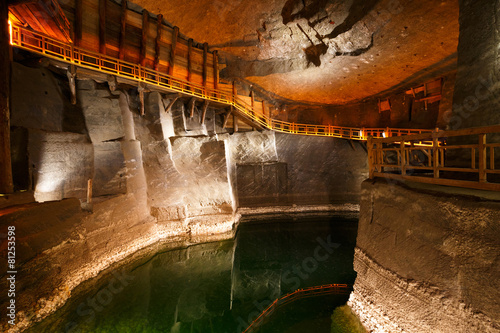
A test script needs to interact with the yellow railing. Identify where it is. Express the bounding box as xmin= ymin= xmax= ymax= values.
xmin=368 ymin=125 xmax=500 ymax=191
xmin=9 ymin=23 xmax=431 ymax=140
